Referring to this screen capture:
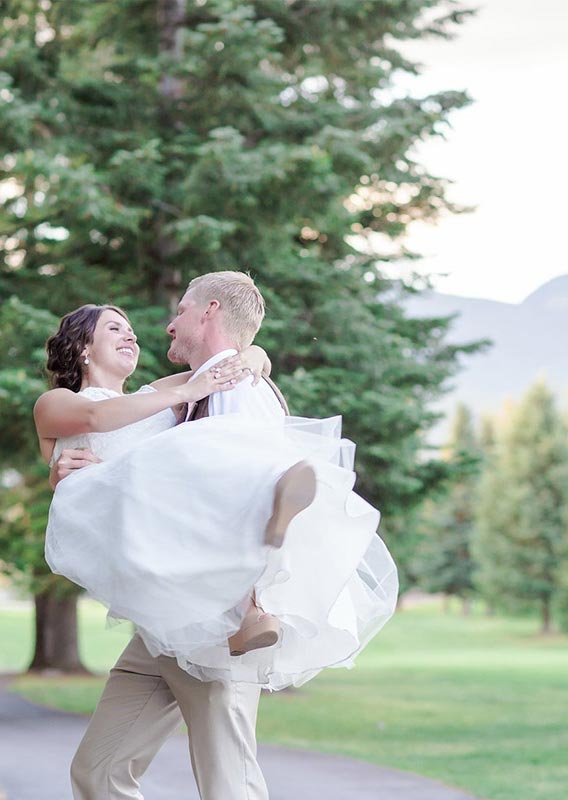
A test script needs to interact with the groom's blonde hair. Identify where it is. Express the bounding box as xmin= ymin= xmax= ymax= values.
xmin=186 ymin=271 xmax=265 ymax=348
